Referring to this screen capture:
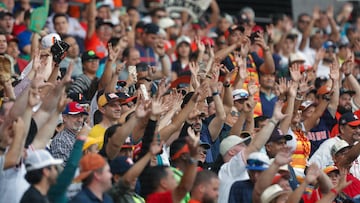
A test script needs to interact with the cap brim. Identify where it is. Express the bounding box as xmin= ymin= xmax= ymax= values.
xmin=284 ymin=134 xmax=292 ymax=141
xmin=246 ymin=166 xmax=268 ymax=171
xmin=67 ymin=111 xmax=89 ymax=115
xmin=74 ymin=171 xmax=92 ymax=182
xmin=348 ymin=120 xmax=360 ymax=127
